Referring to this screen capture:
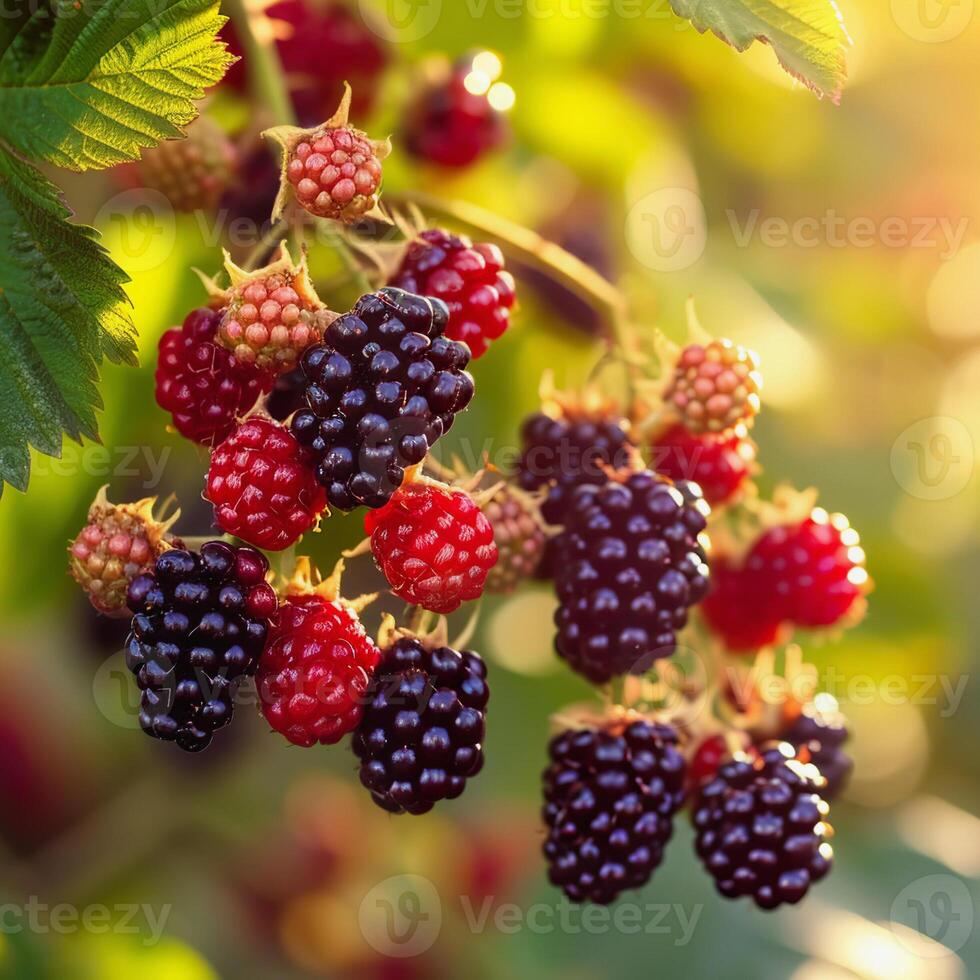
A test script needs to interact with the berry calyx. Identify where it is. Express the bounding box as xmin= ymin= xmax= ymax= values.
xmin=554 ymin=469 xmax=711 ymax=683
xmin=69 ymin=487 xmax=180 ymax=618
xmin=206 ymin=246 xmax=335 ymax=377
xmin=352 ymin=631 xmax=489 ymax=814
xmin=266 ymin=84 xmax=391 ymax=224
xmin=692 ymin=743 xmax=833 ymax=910
xmin=205 ymin=416 xmax=327 ymax=551
xmin=256 ymin=558 xmax=380 ymax=747
xmin=365 ymin=479 xmax=498 ymax=614
xmin=663 ymin=339 xmax=762 ymax=435
xmin=125 ymin=541 xmax=278 ymax=752
xmin=390 ymin=228 xmax=516 ymax=359
xmin=155 ymin=308 xmax=268 ymax=446
xmin=482 ymin=484 xmax=549 ymax=594
xmin=542 ymin=719 xmax=686 ymax=904
xmin=290 ymin=288 xmax=475 ymax=511
xmin=651 ymin=423 xmax=756 ymax=507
